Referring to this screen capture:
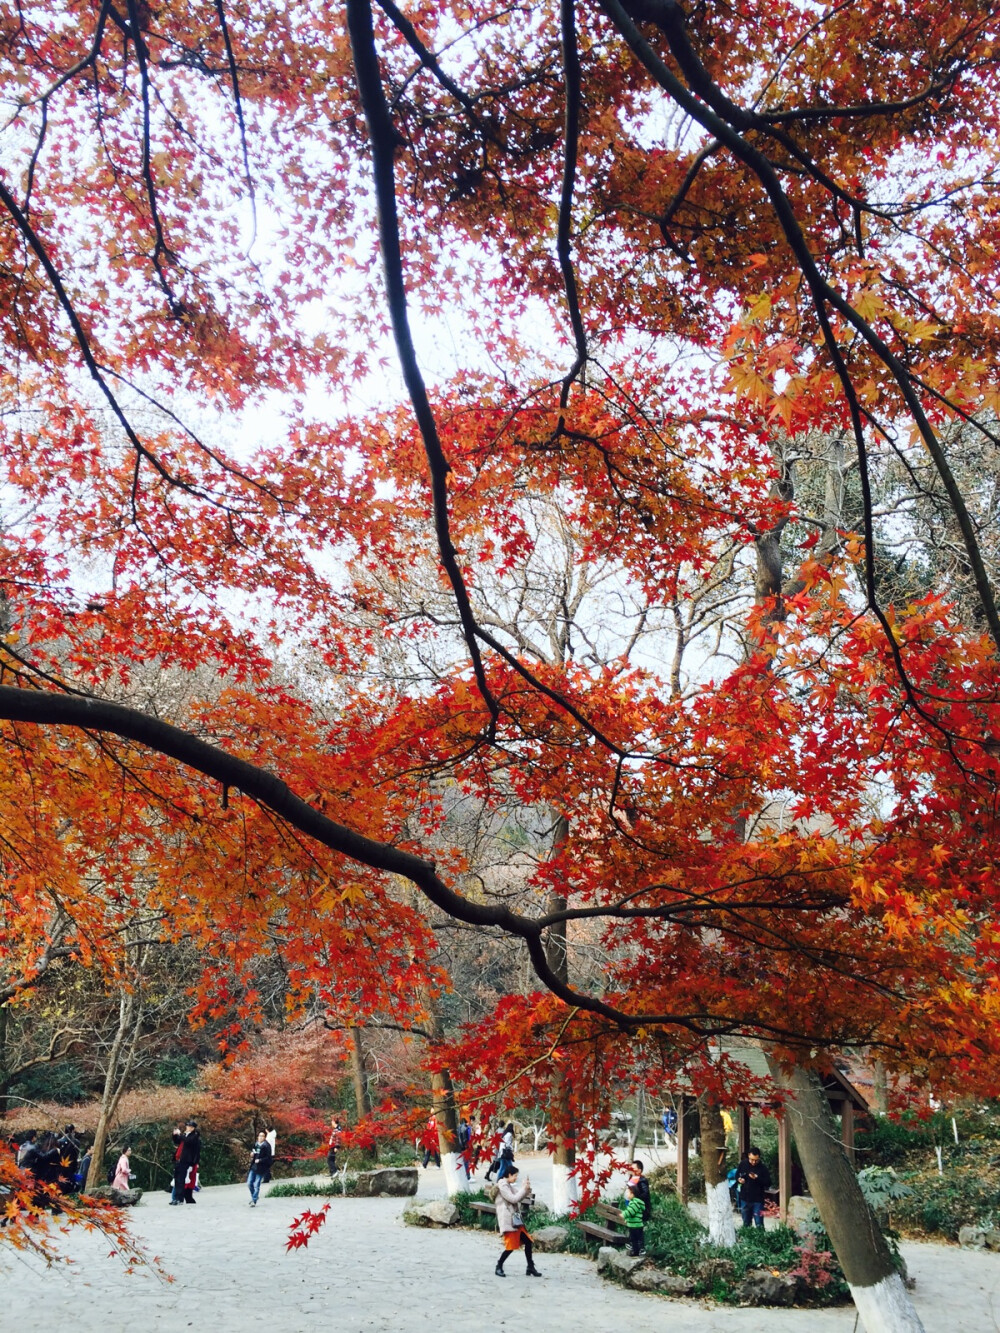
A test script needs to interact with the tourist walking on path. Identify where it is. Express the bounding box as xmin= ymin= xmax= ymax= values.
xmin=735 ymin=1146 xmax=771 ymax=1229
xmin=494 ymin=1165 xmax=541 ymax=1278
xmin=112 ymin=1146 xmax=134 ymax=1192
xmin=468 ymin=1117 xmax=483 ymax=1173
xmin=622 ymin=1184 xmax=645 ymax=1256
xmin=327 ymin=1117 xmax=343 ymax=1177
xmin=457 ymin=1117 xmax=472 ymax=1179
xmin=494 ymin=1123 xmax=515 ymax=1180
xmin=247 ymin=1131 xmax=272 ymax=1207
